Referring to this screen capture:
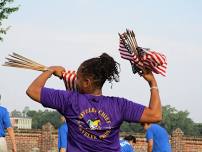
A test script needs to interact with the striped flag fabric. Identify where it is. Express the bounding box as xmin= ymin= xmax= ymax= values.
xmin=62 ymin=70 xmax=77 ymax=91
xmin=119 ymin=30 xmax=167 ymax=76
